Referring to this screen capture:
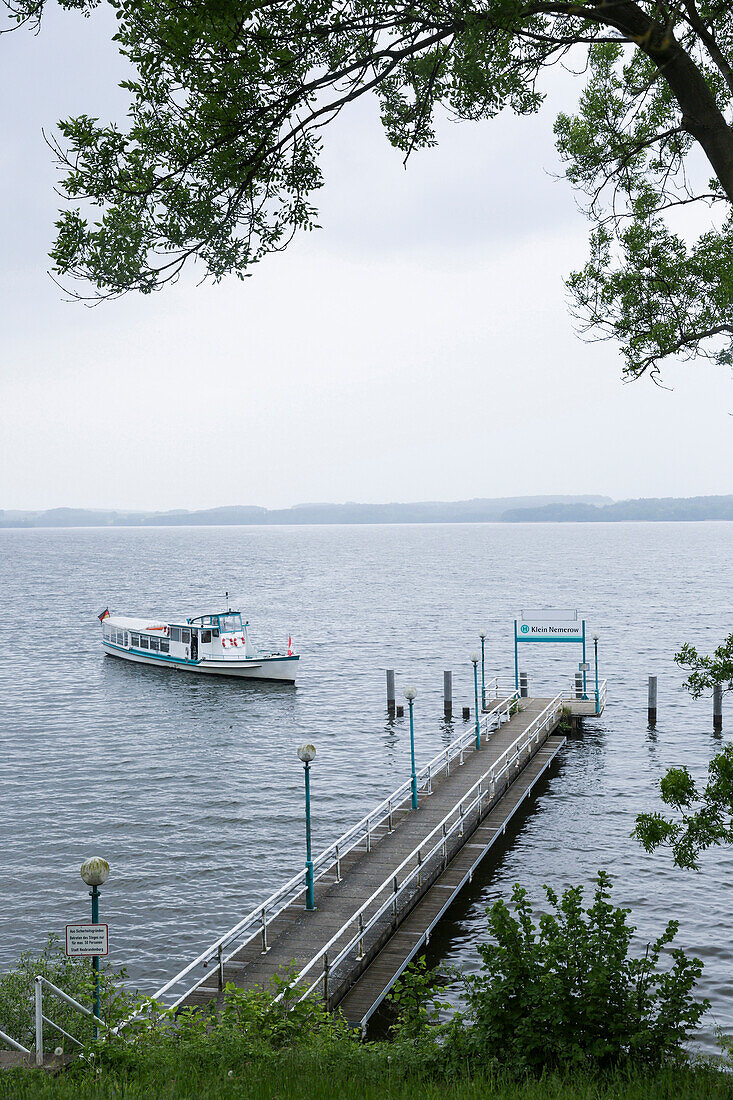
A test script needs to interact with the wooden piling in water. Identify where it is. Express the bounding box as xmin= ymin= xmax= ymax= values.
xmin=462 ymin=706 xmax=470 ymax=721
xmin=386 ymin=670 xmax=395 ymax=715
xmin=395 ymin=704 xmax=404 ymax=718
xmin=443 ymin=671 xmax=452 ymax=719
xmin=714 ymin=684 xmax=723 ymax=732
xmin=648 ymin=675 xmax=657 ymax=726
